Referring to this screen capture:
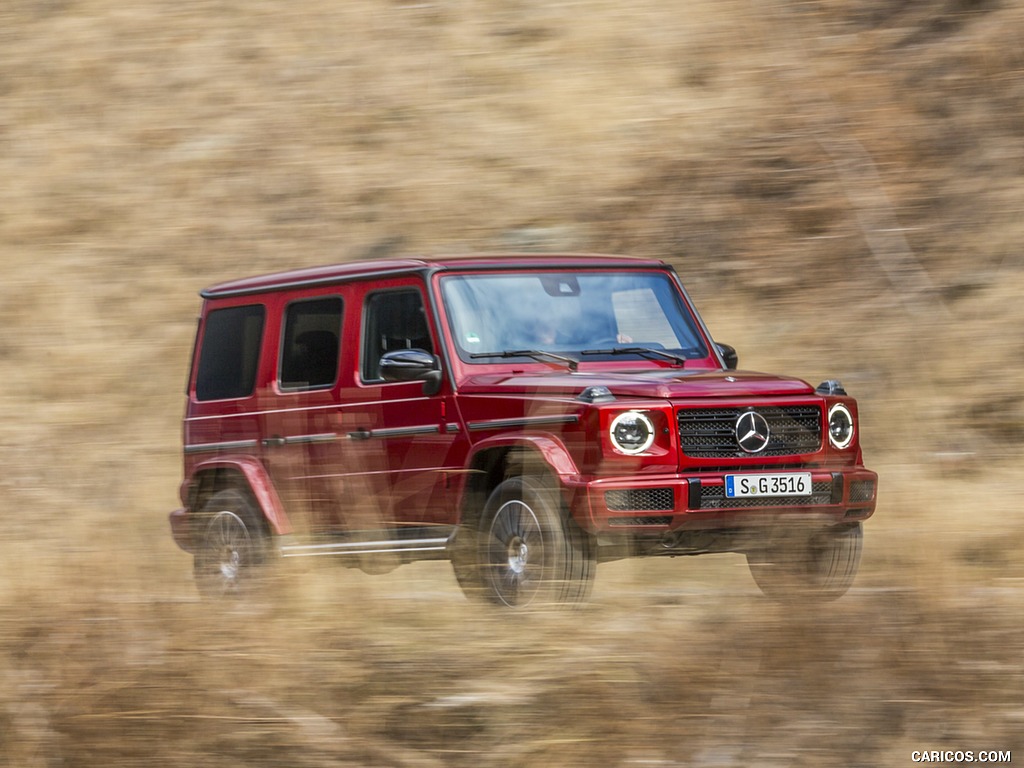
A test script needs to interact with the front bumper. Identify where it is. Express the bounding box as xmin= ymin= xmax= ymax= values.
xmin=568 ymin=468 xmax=878 ymax=534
